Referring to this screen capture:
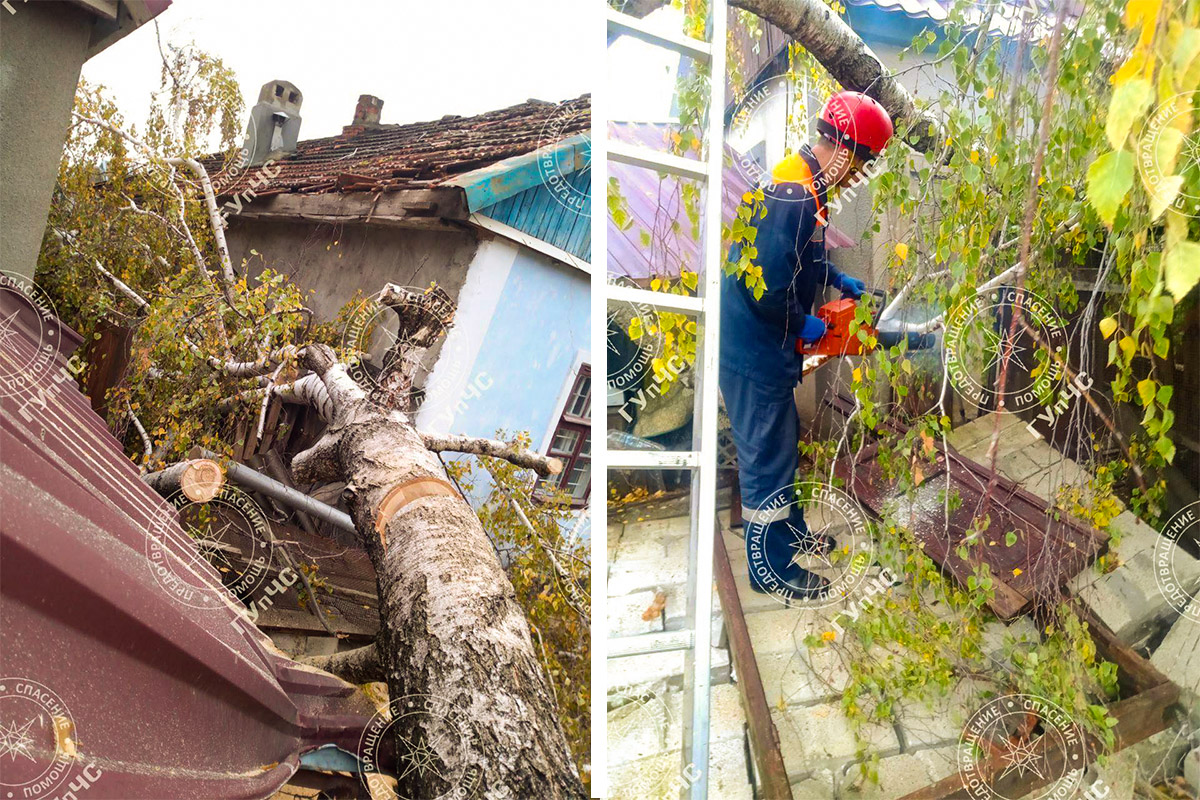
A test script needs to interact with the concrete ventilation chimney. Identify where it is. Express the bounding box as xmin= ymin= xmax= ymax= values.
xmin=244 ymin=80 xmax=303 ymax=166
